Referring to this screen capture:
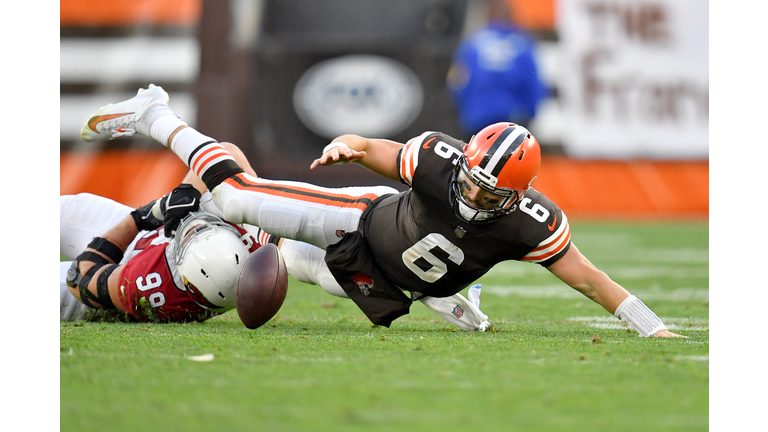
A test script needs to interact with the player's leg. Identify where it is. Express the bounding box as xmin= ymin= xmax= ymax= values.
xmin=81 ymin=85 xmax=395 ymax=249
xmin=60 ymin=193 xmax=133 ymax=259
xmin=278 ymin=239 xmax=347 ymax=297
xmin=209 ymin=177 xmax=397 ymax=249
xmin=80 ymin=85 xmax=242 ymax=194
